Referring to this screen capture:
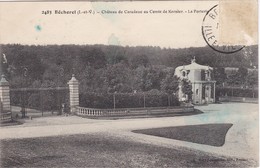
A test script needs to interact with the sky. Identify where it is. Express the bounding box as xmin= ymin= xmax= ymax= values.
xmin=0 ymin=1 xmax=220 ymax=48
